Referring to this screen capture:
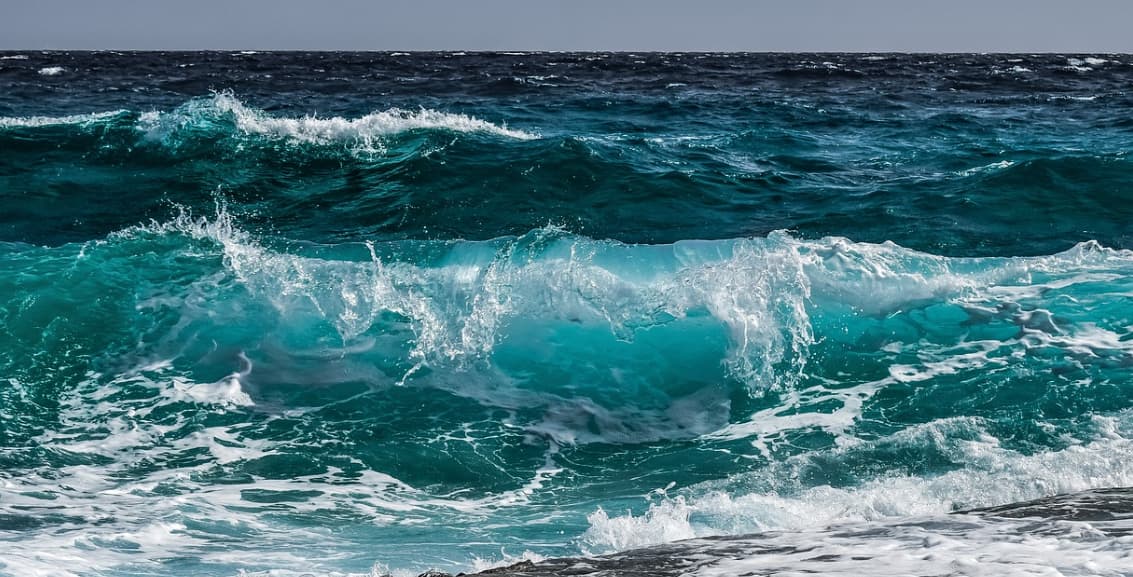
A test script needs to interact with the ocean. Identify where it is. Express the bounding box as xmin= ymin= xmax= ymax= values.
xmin=1 ymin=51 xmax=1132 ymax=576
